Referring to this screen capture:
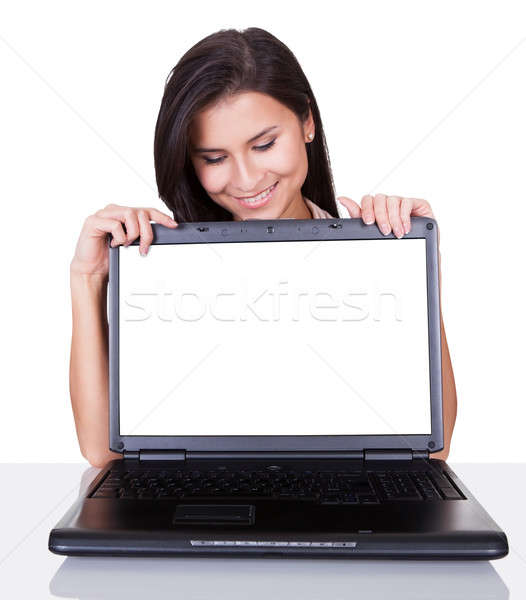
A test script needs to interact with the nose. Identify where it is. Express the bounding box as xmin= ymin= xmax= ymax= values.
xmin=230 ymin=156 xmax=263 ymax=196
